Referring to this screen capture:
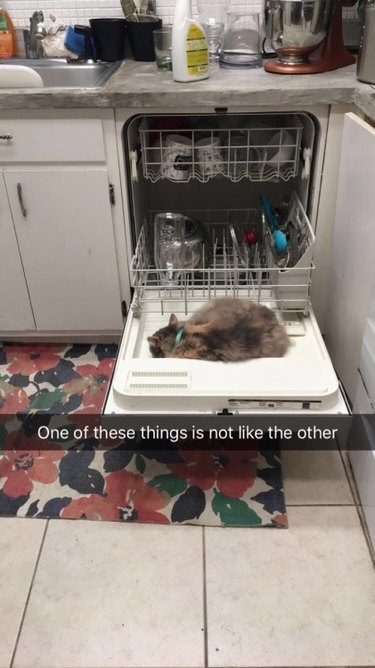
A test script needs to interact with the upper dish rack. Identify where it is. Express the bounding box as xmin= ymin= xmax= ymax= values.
xmin=130 ymin=193 xmax=315 ymax=316
xmin=138 ymin=116 xmax=303 ymax=184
